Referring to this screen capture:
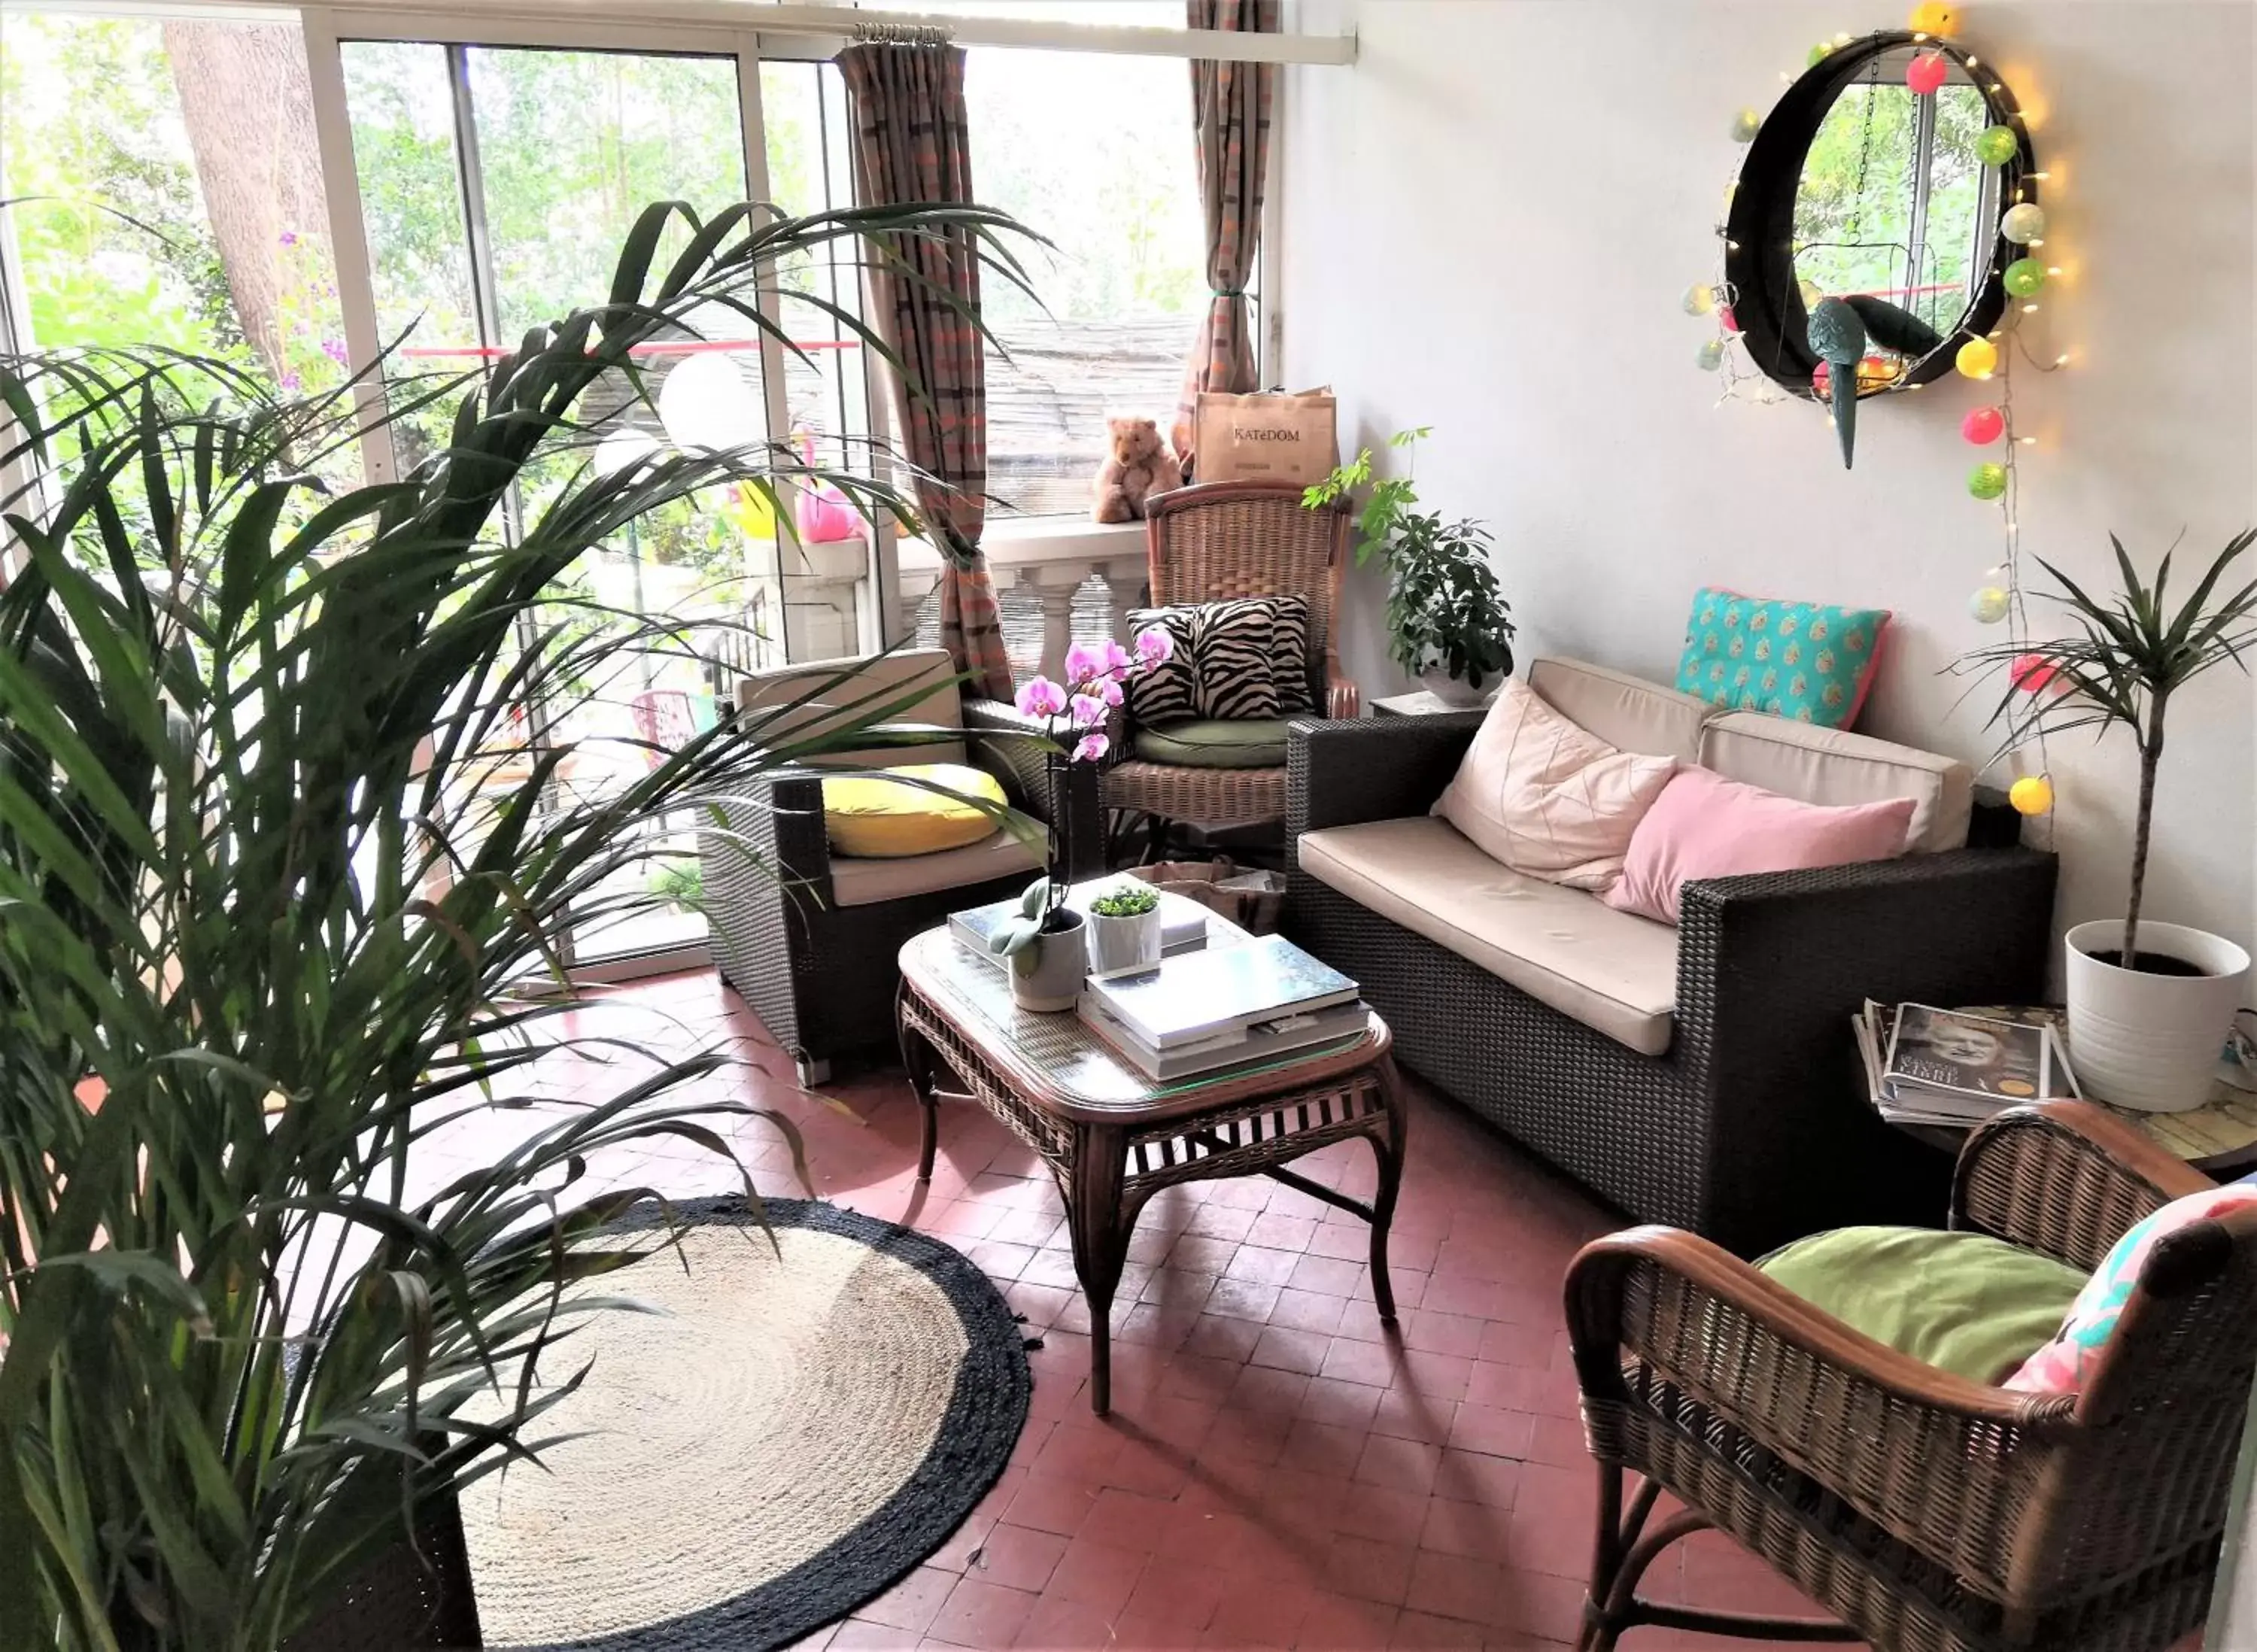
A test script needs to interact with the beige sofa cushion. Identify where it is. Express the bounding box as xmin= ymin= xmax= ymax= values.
xmin=1435 ymin=680 xmax=1679 ymax=891
xmin=828 ymin=827 xmax=1039 ymax=908
xmin=1700 ymin=712 xmax=1972 ymax=852
xmin=737 ymin=648 xmax=966 ymax=769
xmin=1299 ymin=817 xmax=1678 ymax=1055
xmin=1529 ymin=657 xmax=1714 ymax=762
